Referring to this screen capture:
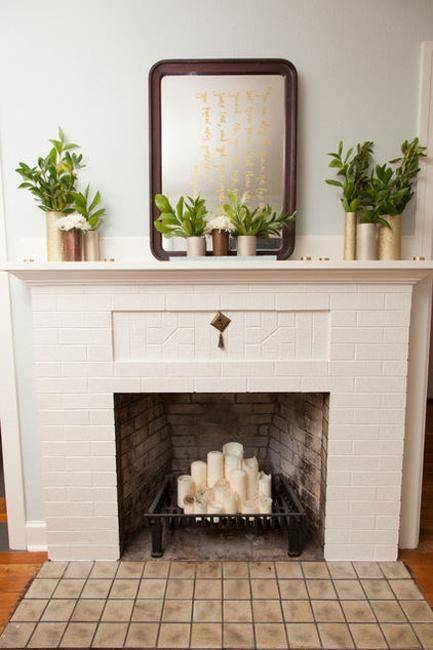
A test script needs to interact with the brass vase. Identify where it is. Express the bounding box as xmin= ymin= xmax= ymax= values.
xmin=84 ymin=230 xmax=100 ymax=261
xmin=237 ymin=235 xmax=257 ymax=256
xmin=356 ymin=223 xmax=377 ymax=260
xmin=45 ymin=211 xmax=65 ymax=261
xmin=63 ymin=229 xmax=83 ymax=261
xmin=344 ymin=212 xmax=357 ymax=260
xmin=186 ymin=236 xmax=206 ymax=257
xmin=211 ymin=229 xmax=229 ymax=256
xmin=378 ymin=215 xmax=401 ymax=260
